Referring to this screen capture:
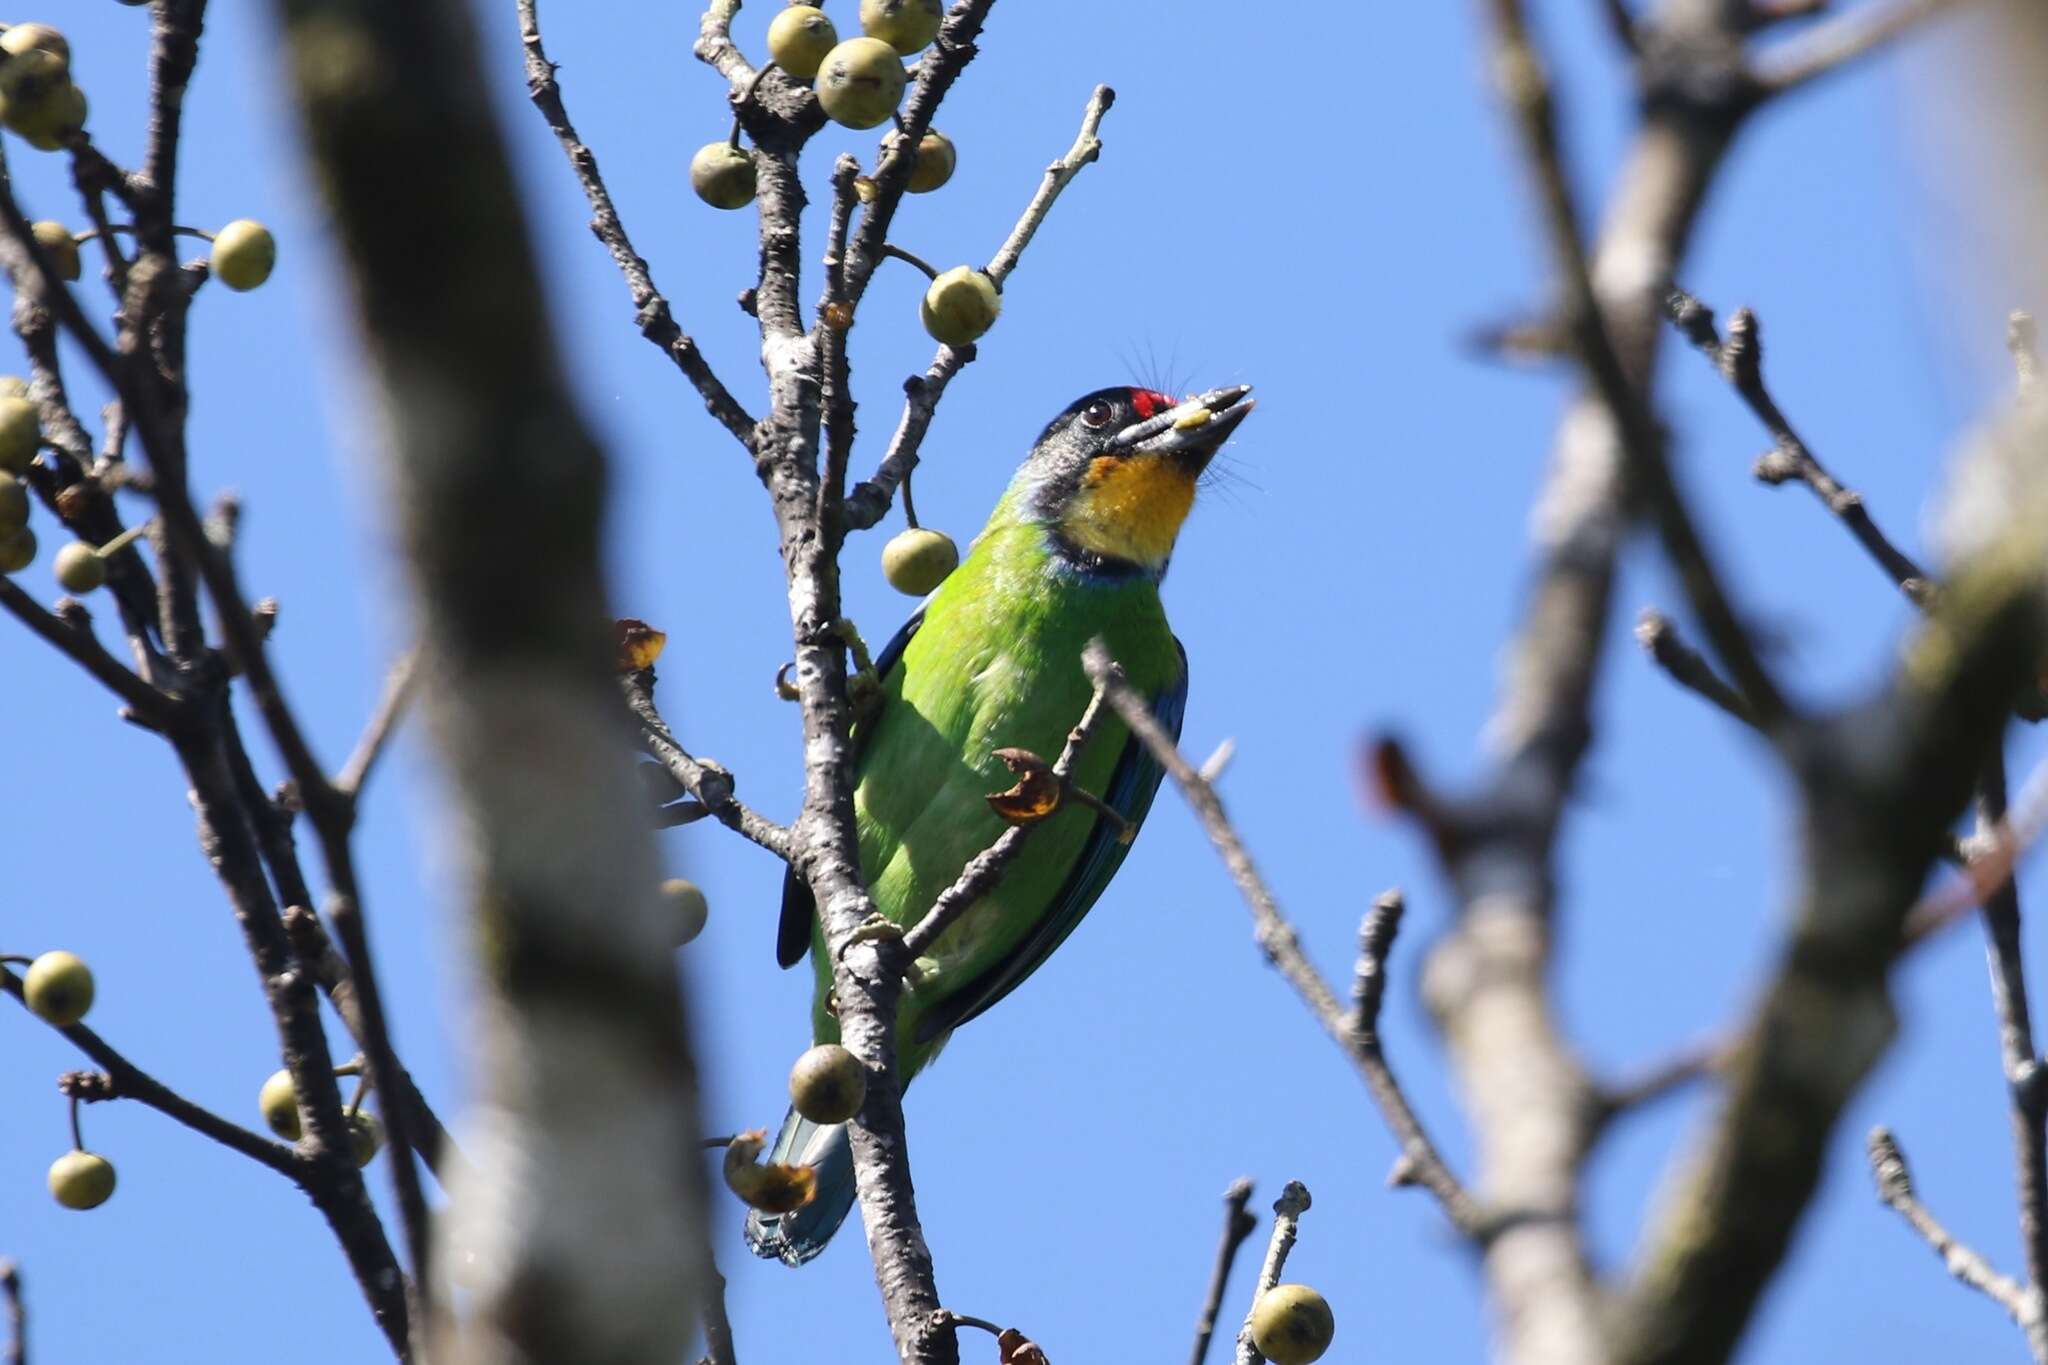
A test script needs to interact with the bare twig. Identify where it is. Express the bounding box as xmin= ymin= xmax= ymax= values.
xmin=0 ymin=1259 xmax=18 ymax=1365
xmin=1868 ymin=1128 xmax=2042 ymax=1329
xmin=1751 ymin=0 xmax=1974 ymax=95
xmin=844 ymin=85 xmax=1117 ymax=531
xmin=518 ymin=0 xmax=755 ymax=446
xmin=1593 ymin=1038 xmax=1727 ymax=1125
xmin=1664 ymin=289 xmax=1931 ymax=601
xmin=623 ymin=668 xmax=792 ymax=861
xmin=327 ymin=895 xmax=433 ymax=1287
xmin=1084 ymin=643 xmax=1483 ymax=1234
xmin=1232 ymin=1182 xmax=1312 ymax=1365
xmin=283 ymin=904 xmax=463 ymax=1185
xmin=334 ymin=650 xmax=417 ymax=801
xmin=1487 ymin=0 xmax=1789 ymax=735
xmin=1190 ymin=1179 xmax=1258 ymax=1365
xmin=0 ymin=582 xmax=179 ymax=728
xmin=2 ymin=967 xmax=298 ymax=1177
xmin=1635 ymin=610 xmax=1760 ymax=729
xmin=1599 ymin=0 xmax=1640 ymax=52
